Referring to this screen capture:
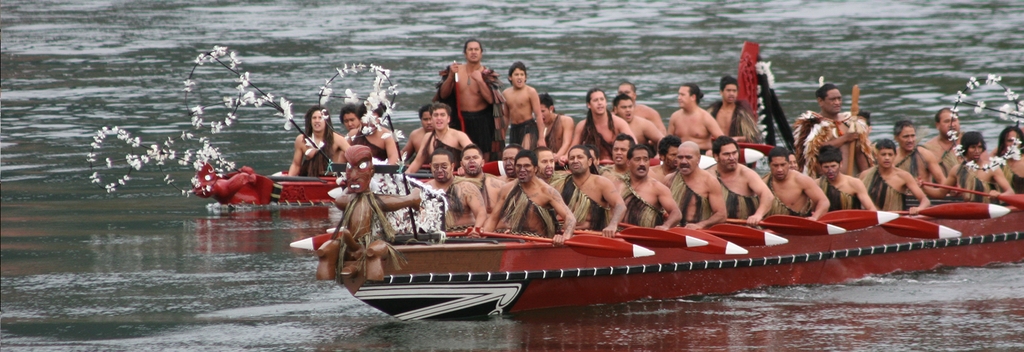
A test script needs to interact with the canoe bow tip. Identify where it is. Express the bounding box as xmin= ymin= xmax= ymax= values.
xmin=764 ymin=232 xmax=789 ymax=246
xmin=938 ymin=225 xmax=962 ymax=239
xmin=877 ymin=211 xmax=899 ymax=224
xmin=988 ymin=204 xmax=1011 ymax=218
xmin=685 ymin=236 xmax=709 ymax=247
xmin=725 ymin=242 xmax=748 ymax=255
xmin=826 ymin=224 xmax=847 ymax=235
xmin=290 ymin=237 xmax=315 ymax=251
xmin=328 ymin=187 xmax=345 ymax=200
xmin=632 ymin=245 xmax=656 ymax=258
